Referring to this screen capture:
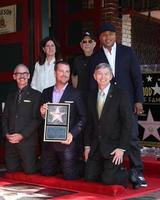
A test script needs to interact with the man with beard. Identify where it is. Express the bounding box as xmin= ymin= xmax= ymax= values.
xmin=40 ymin=61 xmax=86 ymax=180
